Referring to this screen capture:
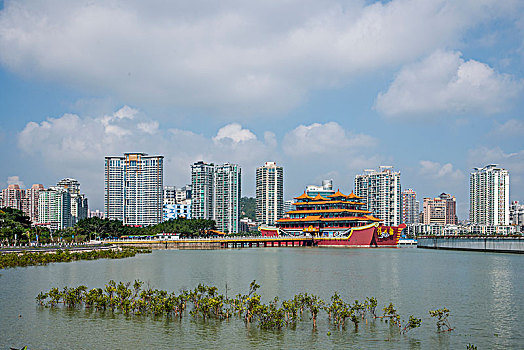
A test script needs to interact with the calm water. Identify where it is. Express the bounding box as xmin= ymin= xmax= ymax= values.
xmin=0 ymin=247 xmax=522 ymax=349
